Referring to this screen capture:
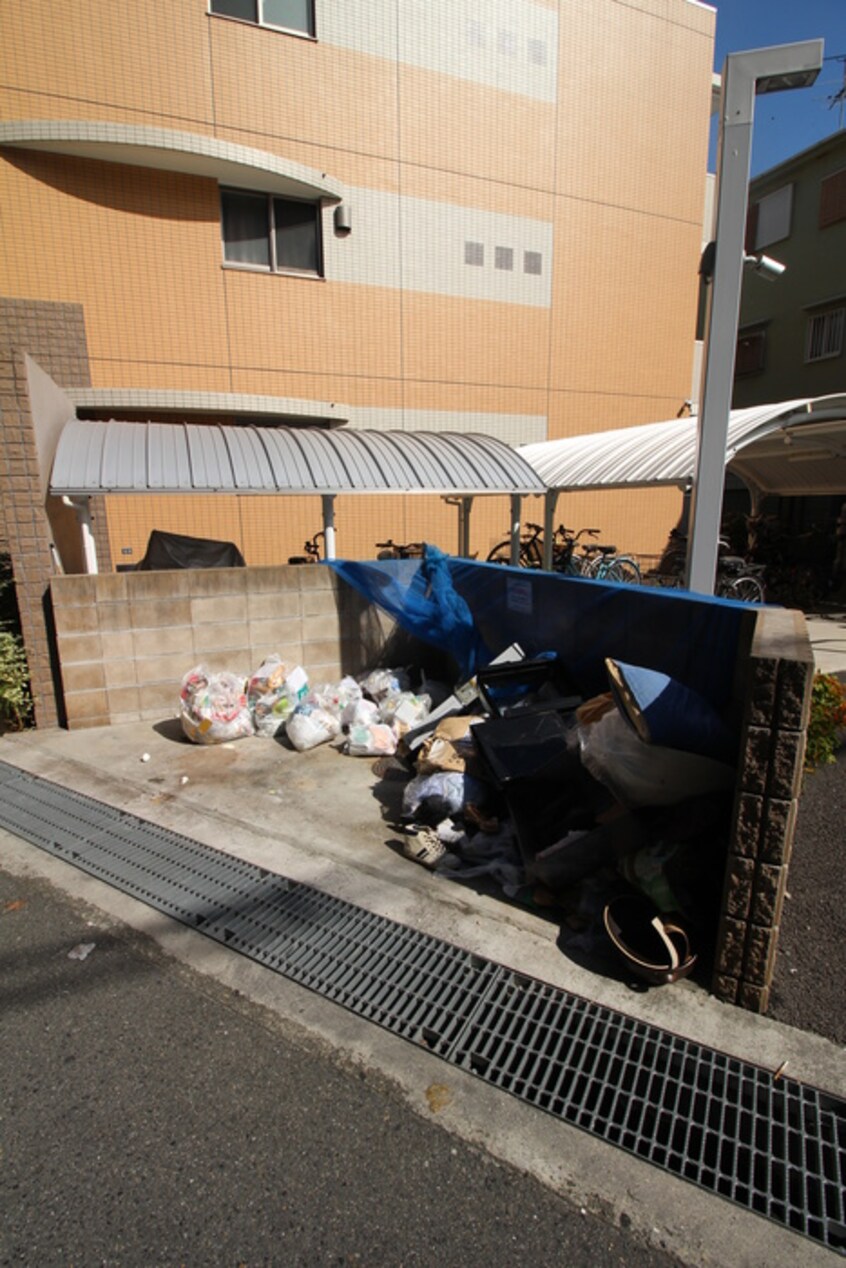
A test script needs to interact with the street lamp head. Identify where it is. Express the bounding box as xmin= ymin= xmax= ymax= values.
xmin=755 ymin=66 xmax=821 ymax=95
